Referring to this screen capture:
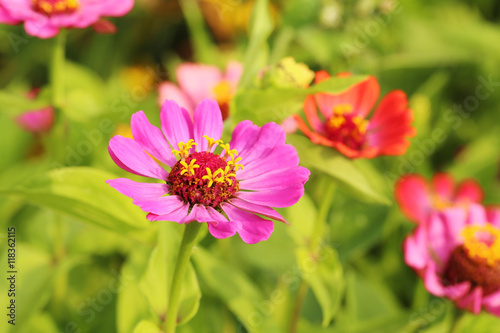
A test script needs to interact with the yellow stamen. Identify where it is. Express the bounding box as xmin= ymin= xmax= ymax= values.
xmin=462 ymin=224 xmax=500 ymax=266
xmin=172 ymin=139 xmax=197 ymax=160
xmin=332 ymin=104 xmax=353 ymax=115
xmin=328 ymin=115 xmax=345 ymax=128
xmin=220 ymin=143 xmax=238 ymax=159
xmin=352 ymin=116 xmax=368 ymax=134
xmin=227 ymin=156 xmax=244 ymax=172
xmin=203 ymin=135 xmax=223 ymax=151
xmin=201 ymin=168 xmax=216 ymax=187
xmin=180 ymin=159 xmax=200 ymax=176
